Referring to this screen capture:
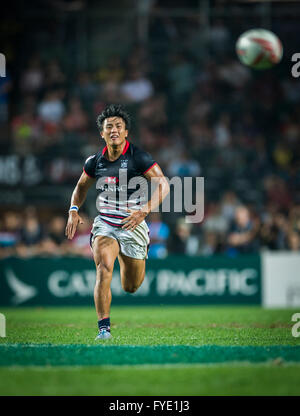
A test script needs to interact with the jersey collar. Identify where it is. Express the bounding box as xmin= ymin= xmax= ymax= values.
xmin=122 ymin=139 xmax=130 ymax=155
xmin=101 ymin=139 xmax=130 ymax=156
